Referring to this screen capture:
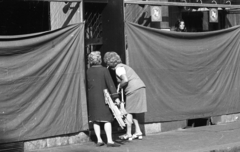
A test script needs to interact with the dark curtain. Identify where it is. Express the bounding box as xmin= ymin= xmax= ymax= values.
xmin=0 ymin=23 xmax=88 ymax=143
xmin=126 ymin=21 xmax=240 ymax=123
